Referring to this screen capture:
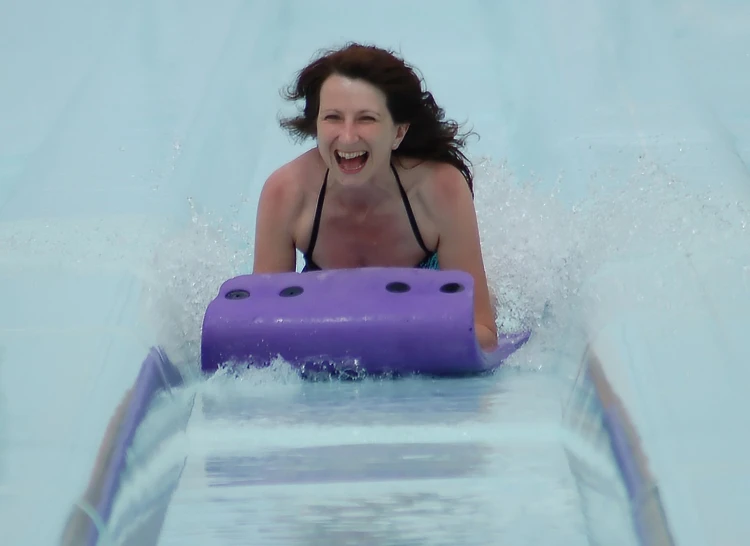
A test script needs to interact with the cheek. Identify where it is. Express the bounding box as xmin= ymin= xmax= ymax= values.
xmin=316 ymin=125 xmax=334 ymax=149
xmin=365 ymin=128 xmax=393 ymax=150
